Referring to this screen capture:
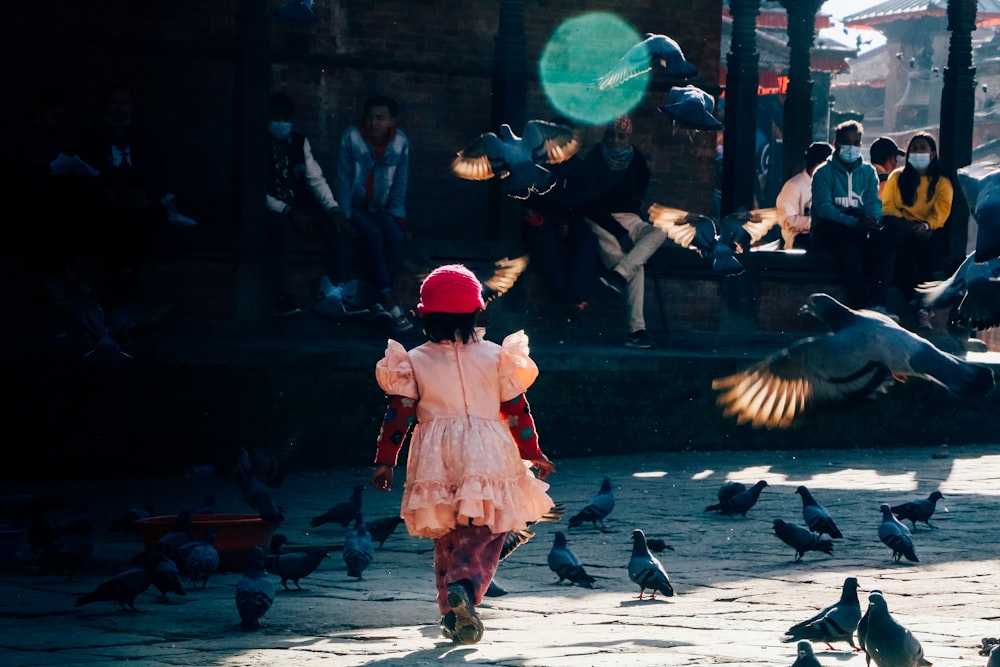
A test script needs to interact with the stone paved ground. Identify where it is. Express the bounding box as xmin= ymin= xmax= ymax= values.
xmin=1 ymin=444 xmax=999 ymax=667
